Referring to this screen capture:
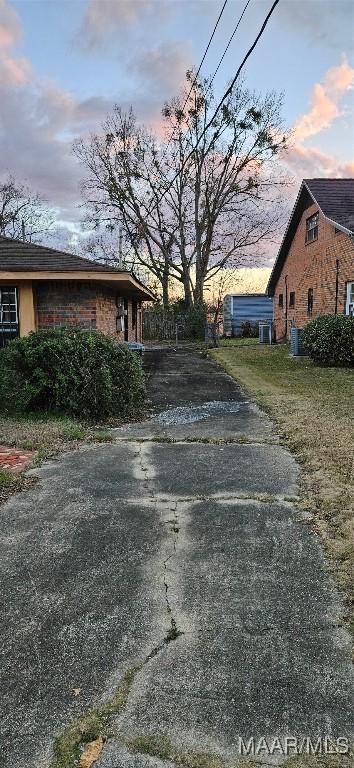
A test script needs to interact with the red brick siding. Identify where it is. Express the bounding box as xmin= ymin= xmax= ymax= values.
xmin=96 ymin=289 xmax=121 ymax=339
xmin=36 ymin=281 xmax=97 ymax=330
xmin=96 ymin=289 xmax=142 ymax=342
xmin=273 ymin=202 xmax=354 ymax=340
xmin=35 ymin=281 xmax=143 ymax=342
